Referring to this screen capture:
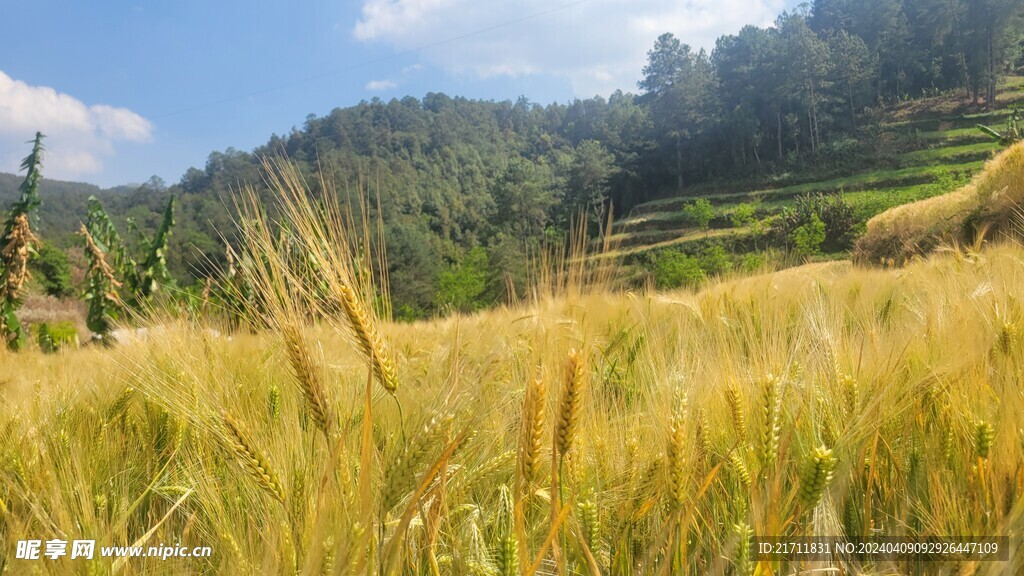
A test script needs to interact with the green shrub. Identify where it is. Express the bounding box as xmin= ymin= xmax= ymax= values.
xmin=32 ymin=244 xmax=74 ymax=298
xmin=730 ymin=203 xmax=756 ymax=228
xmin=699 ymin=244 xmax=731 ymax=276
xmin=741 ymin=252 xmax=766 ymax=273
xmin=683 ymin=198 xmax=715 ymax=235
xmin=771 ymin=193 xmax=857 ymax=251
xmin=790 ymin=213 xmax=826 ymax=256
xmin=653 ymin=250 xmax=705 ymax=289
xmin=435 ymin=246 xmax=490 ymax=313
xmin=36 ymin=321 xmax=79 ymax=353
xmin=931 ymin=166 xmax=971 ymax=192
